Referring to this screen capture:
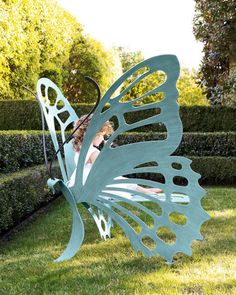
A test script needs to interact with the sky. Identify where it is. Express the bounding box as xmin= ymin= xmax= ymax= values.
xmin=57 ymin=0 xmax=203 ymax=70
